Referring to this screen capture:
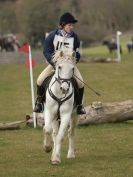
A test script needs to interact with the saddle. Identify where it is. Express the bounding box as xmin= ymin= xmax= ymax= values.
xmin=41 ymin=74 xmax=79 ymax=106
